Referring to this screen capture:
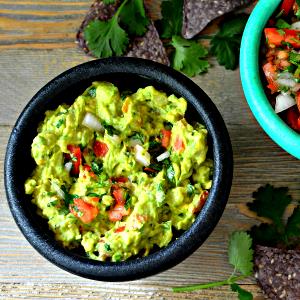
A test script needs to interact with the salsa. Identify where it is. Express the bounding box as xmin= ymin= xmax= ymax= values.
xmin=262 ymin=0 xmax=300 ymax=132
xmin=25 ymin=82 xmax=212 ymax=262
